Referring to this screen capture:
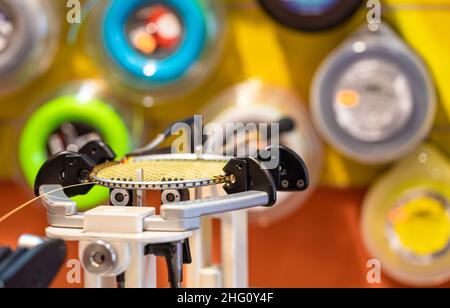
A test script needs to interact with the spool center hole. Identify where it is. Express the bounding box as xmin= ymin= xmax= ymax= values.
xmin=126 ymin=3 xmax=184 ymax=58
xmin=91 ymin=252 xmax=106 ymax=268
xmin=0 ymin=4 xmax=14 ymax=54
